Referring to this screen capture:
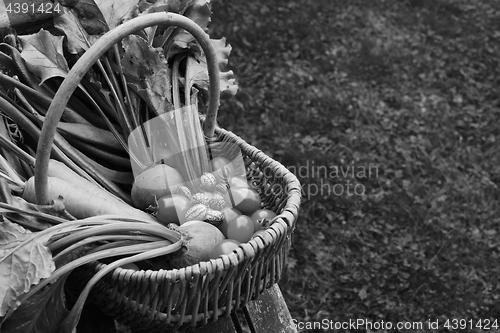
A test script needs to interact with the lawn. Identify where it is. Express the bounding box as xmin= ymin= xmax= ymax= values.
xmin=210 ymin=0 xmax=500 ymax=331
